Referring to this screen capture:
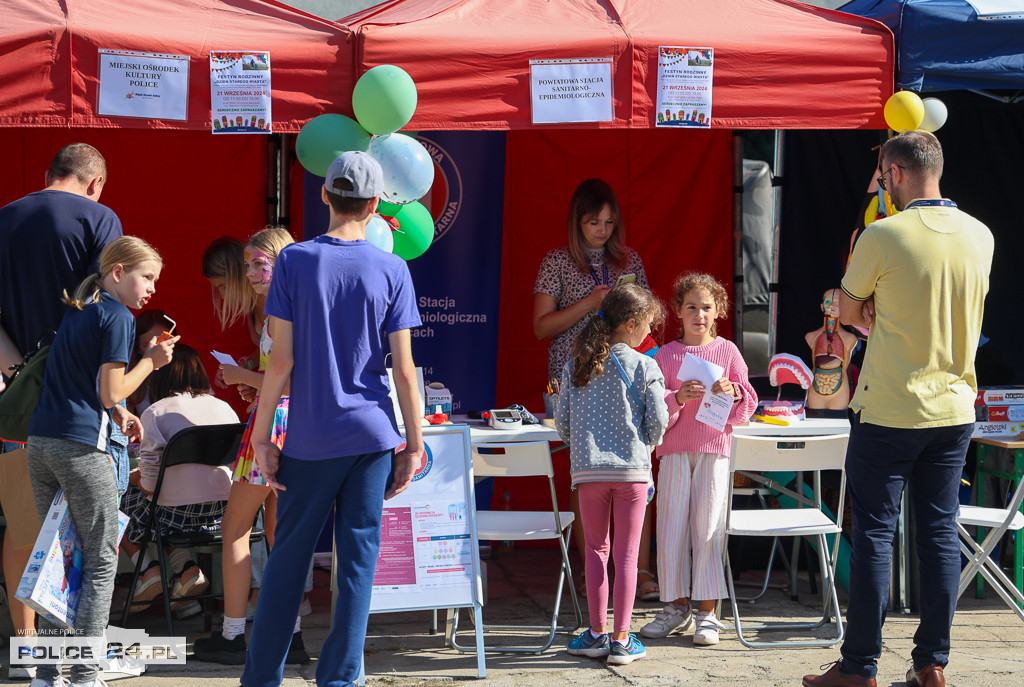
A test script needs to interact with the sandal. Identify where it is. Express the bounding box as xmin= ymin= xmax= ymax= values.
xmin=636 ymin=569 xmax=660 ymax=602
